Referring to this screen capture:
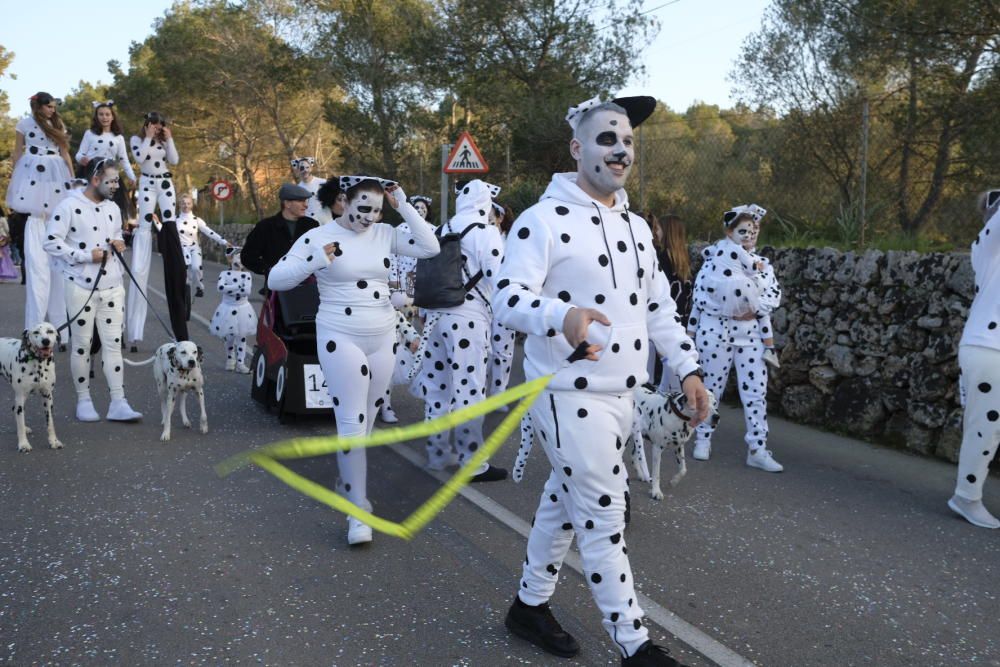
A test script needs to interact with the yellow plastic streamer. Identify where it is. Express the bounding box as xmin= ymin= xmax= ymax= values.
xmin=216 ymin=374 xmax=553 ymax=540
